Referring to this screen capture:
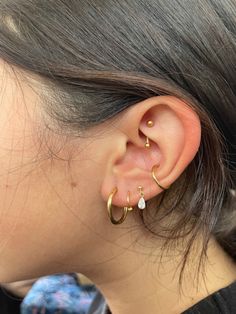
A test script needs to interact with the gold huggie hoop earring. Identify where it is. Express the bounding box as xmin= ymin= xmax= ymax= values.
xmin=151 ymin=164 xmax=170 ymax=190
xmin=145 ymin=120 xmax=154 ymax=148
xmin=107 ymin=187 xmax=131 ymax=225
xmin=125 ymin=190 xmax=134 ymax=212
